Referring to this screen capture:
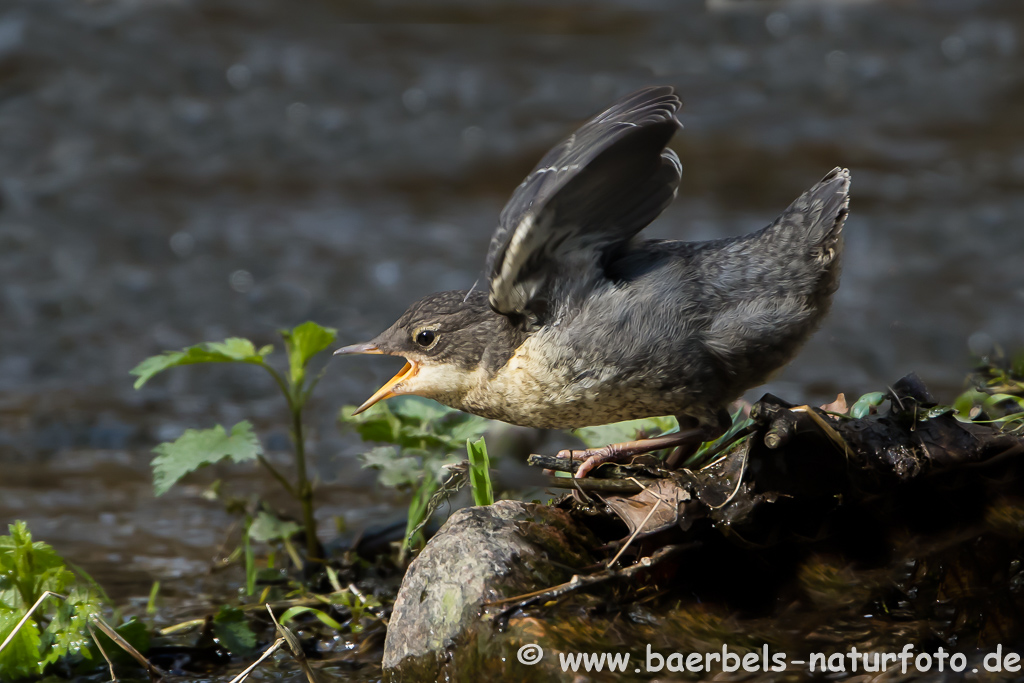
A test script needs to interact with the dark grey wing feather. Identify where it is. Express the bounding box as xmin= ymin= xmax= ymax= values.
xmin=486 ymin=86 xmax=682 ymax=322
